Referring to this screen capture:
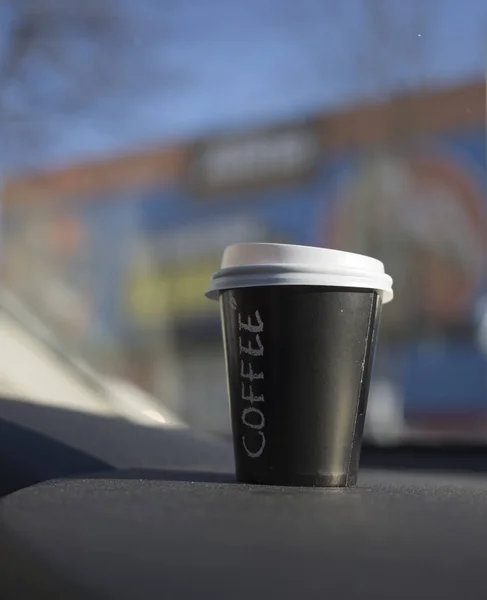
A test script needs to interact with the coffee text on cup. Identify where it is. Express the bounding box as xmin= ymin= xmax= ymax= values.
xmin=239 ymin=310 xmax=265 ymax=458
